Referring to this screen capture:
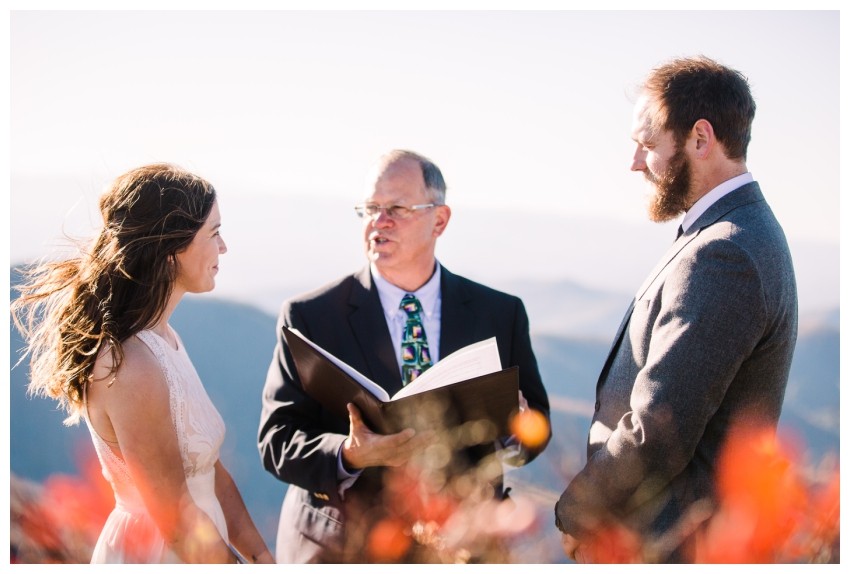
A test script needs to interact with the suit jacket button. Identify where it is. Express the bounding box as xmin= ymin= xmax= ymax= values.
xmin=594 ymin=400 xmax=600 ymax=412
